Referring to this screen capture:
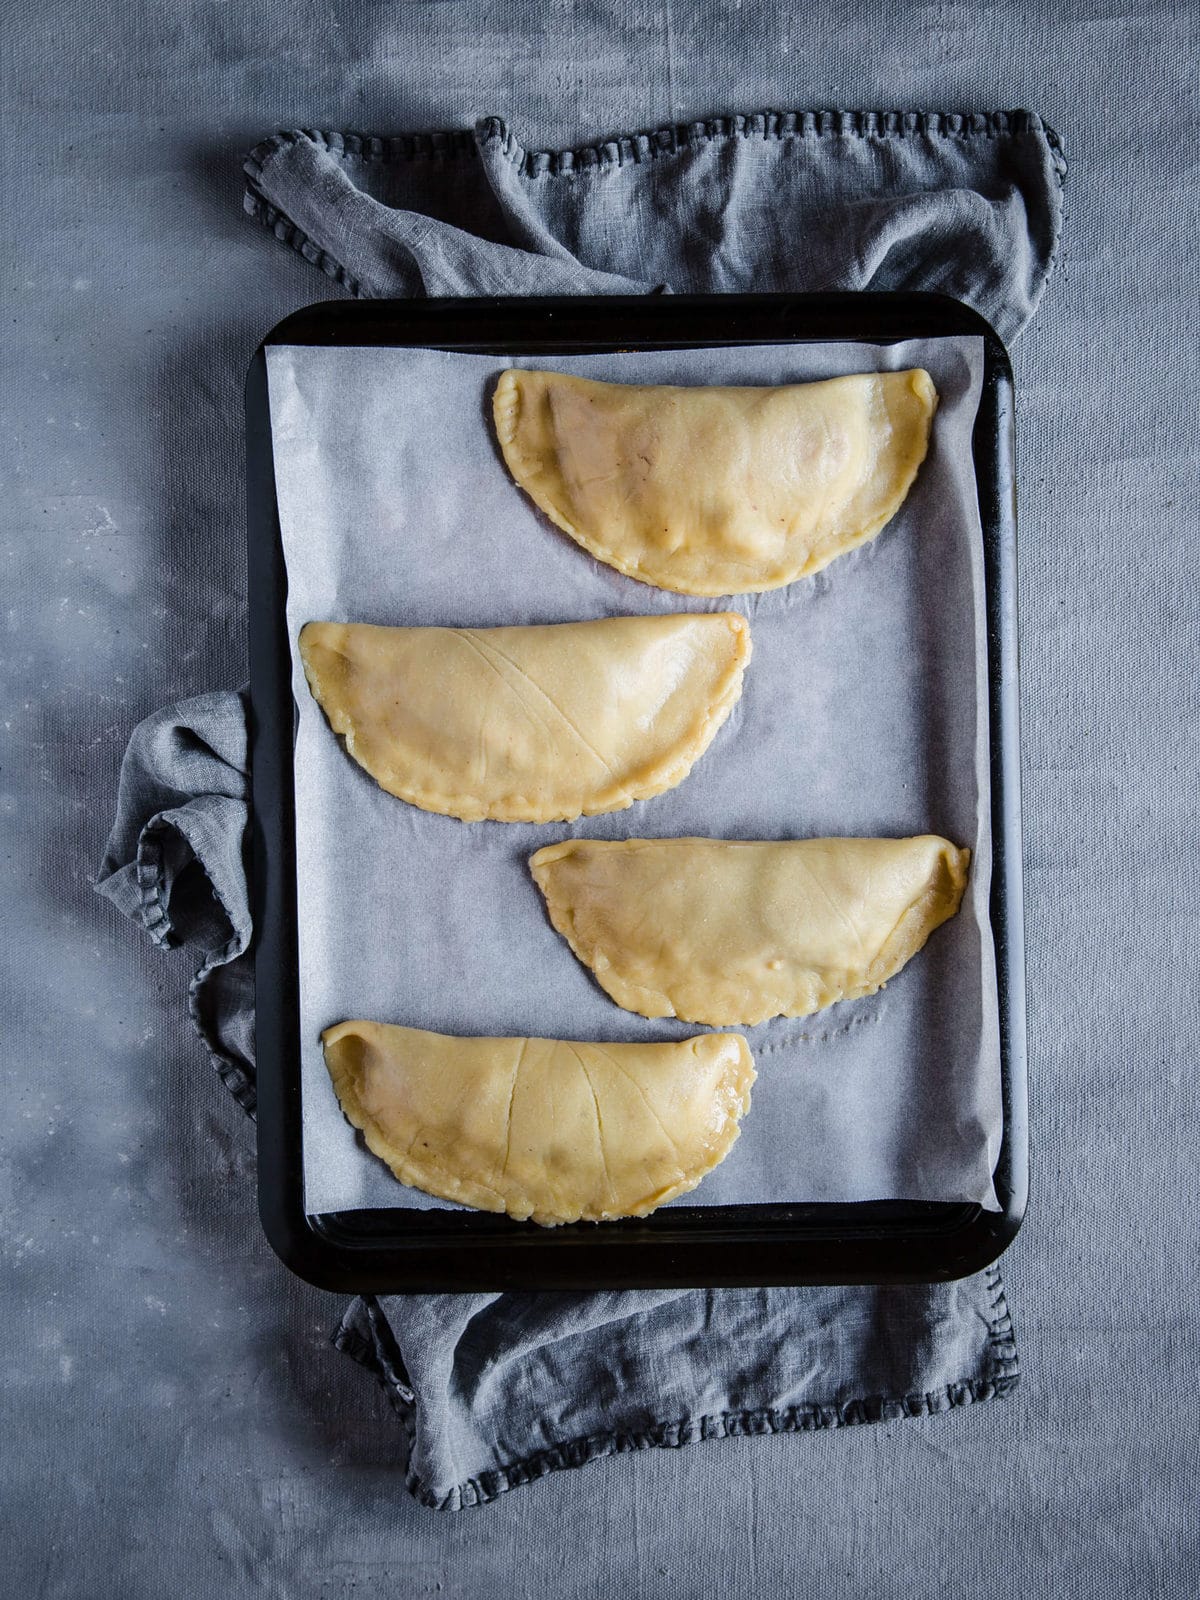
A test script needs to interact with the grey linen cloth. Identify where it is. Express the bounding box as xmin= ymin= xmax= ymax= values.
xmin=97 ymin=108 xmax=1061 ymax=1510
